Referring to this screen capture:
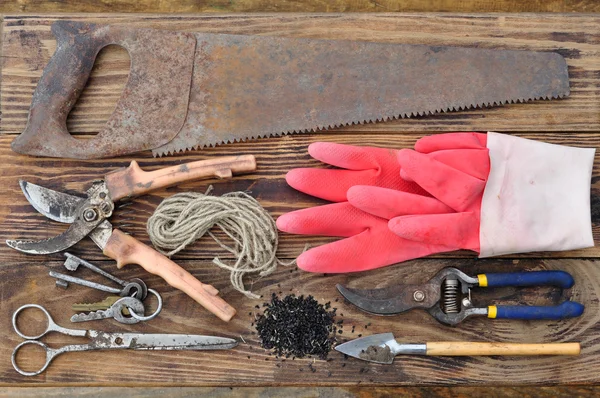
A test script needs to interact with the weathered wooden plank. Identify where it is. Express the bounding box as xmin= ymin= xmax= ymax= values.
xmin=2 ymin=385 xmax=600 ymax=397
xmin=1 ymin=0 xmax=599 ymax=14
xmin=1 ymin=132 xmax=598 ymax=263
xmin=0 ymin=257 xmax=597 ymax=385
xmin=2 ymin=14 xmax=599 ymax=134
xmin=1 ymin=11 xmax=599 ymax=391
